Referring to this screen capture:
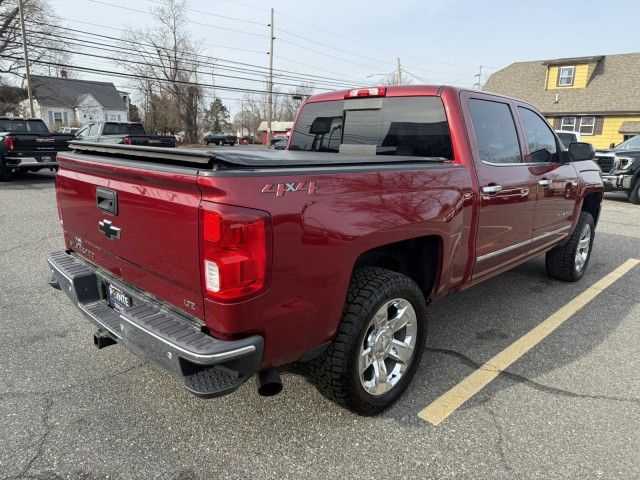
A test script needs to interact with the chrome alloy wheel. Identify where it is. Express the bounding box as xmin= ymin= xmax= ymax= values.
xmin=358 ymin=298 xmax=418 ymax=396
xmin=575 ymin=222 xmax=592 ymax=273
